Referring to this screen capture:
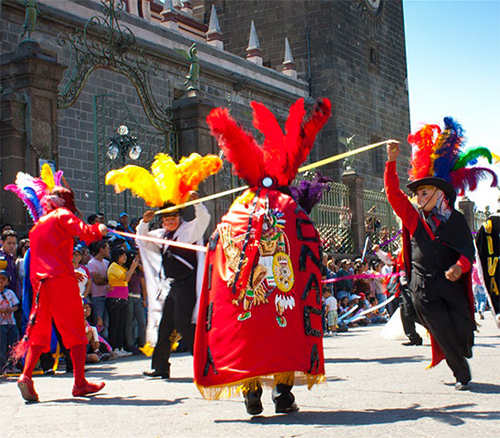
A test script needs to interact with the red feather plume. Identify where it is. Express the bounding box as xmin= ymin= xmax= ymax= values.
xmin=282 ymin=99 xmax=307 ymax=184
xmin=287 ymin=98 xmax=331 ymax=182
xmin=407 ymin=124 xmax=441 ymax=180
xmin=207 ymin=98 xmax=331 ymax=188
xmin=206 ymin=107 xmax=265 ymax=187
xmin=250 ymin=102 xmax=287 ymax=184
xmin=450 ymin=167 xmax=499 ymax=196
